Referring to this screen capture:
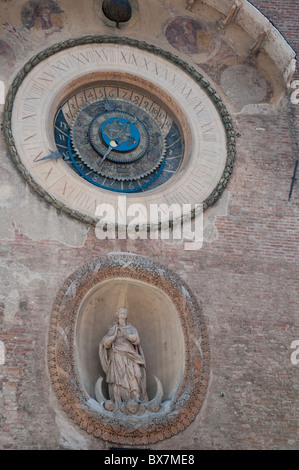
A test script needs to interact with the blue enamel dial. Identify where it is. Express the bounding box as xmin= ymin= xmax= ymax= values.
xmin=53 ymin=85 xmax=184 ymax=193
xmin=101 ymin=117 xmax=140 ymax=152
